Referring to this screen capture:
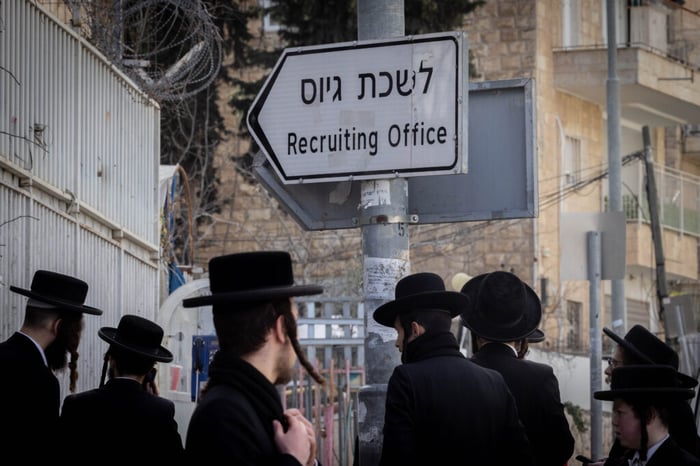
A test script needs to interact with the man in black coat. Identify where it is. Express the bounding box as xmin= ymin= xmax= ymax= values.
xmin=183 ymin=251 xmax=324 ymax=466
xmin=0 ymin=270 xmax=102 ymax=461
xmin=374 ymin=272 xmax=534 ymax=466
xmin=591 ymin=325 xmax=700 ymax=465
xmin=594 ymin=364 xmax=700 ymax=466
xmin=59 ymin=314 xmax=184 ymax=463
xmin=461 ymin=270 xmax=575 ymax=466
